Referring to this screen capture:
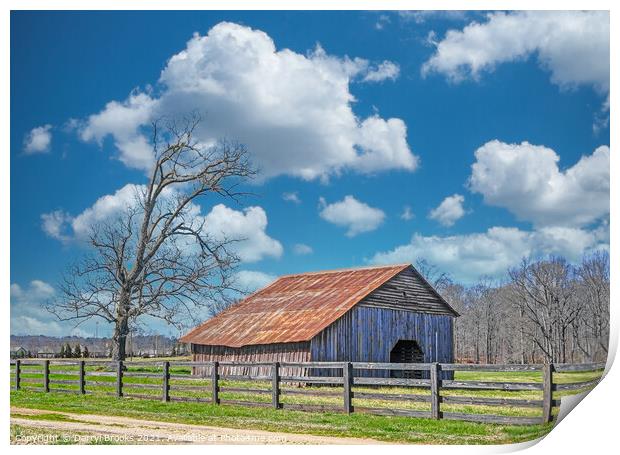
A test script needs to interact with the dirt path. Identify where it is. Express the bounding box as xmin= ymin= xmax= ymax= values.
xmin=10 ymin=407 xmax=385 ymax=445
